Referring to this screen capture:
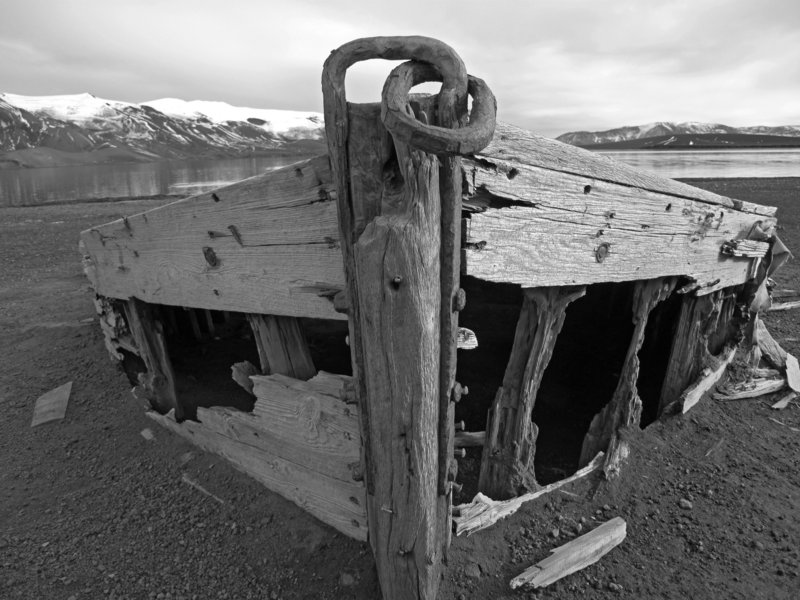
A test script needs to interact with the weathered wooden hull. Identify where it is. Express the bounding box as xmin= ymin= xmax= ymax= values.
xmin=80 ymin=122 xmax=775 ymax=321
